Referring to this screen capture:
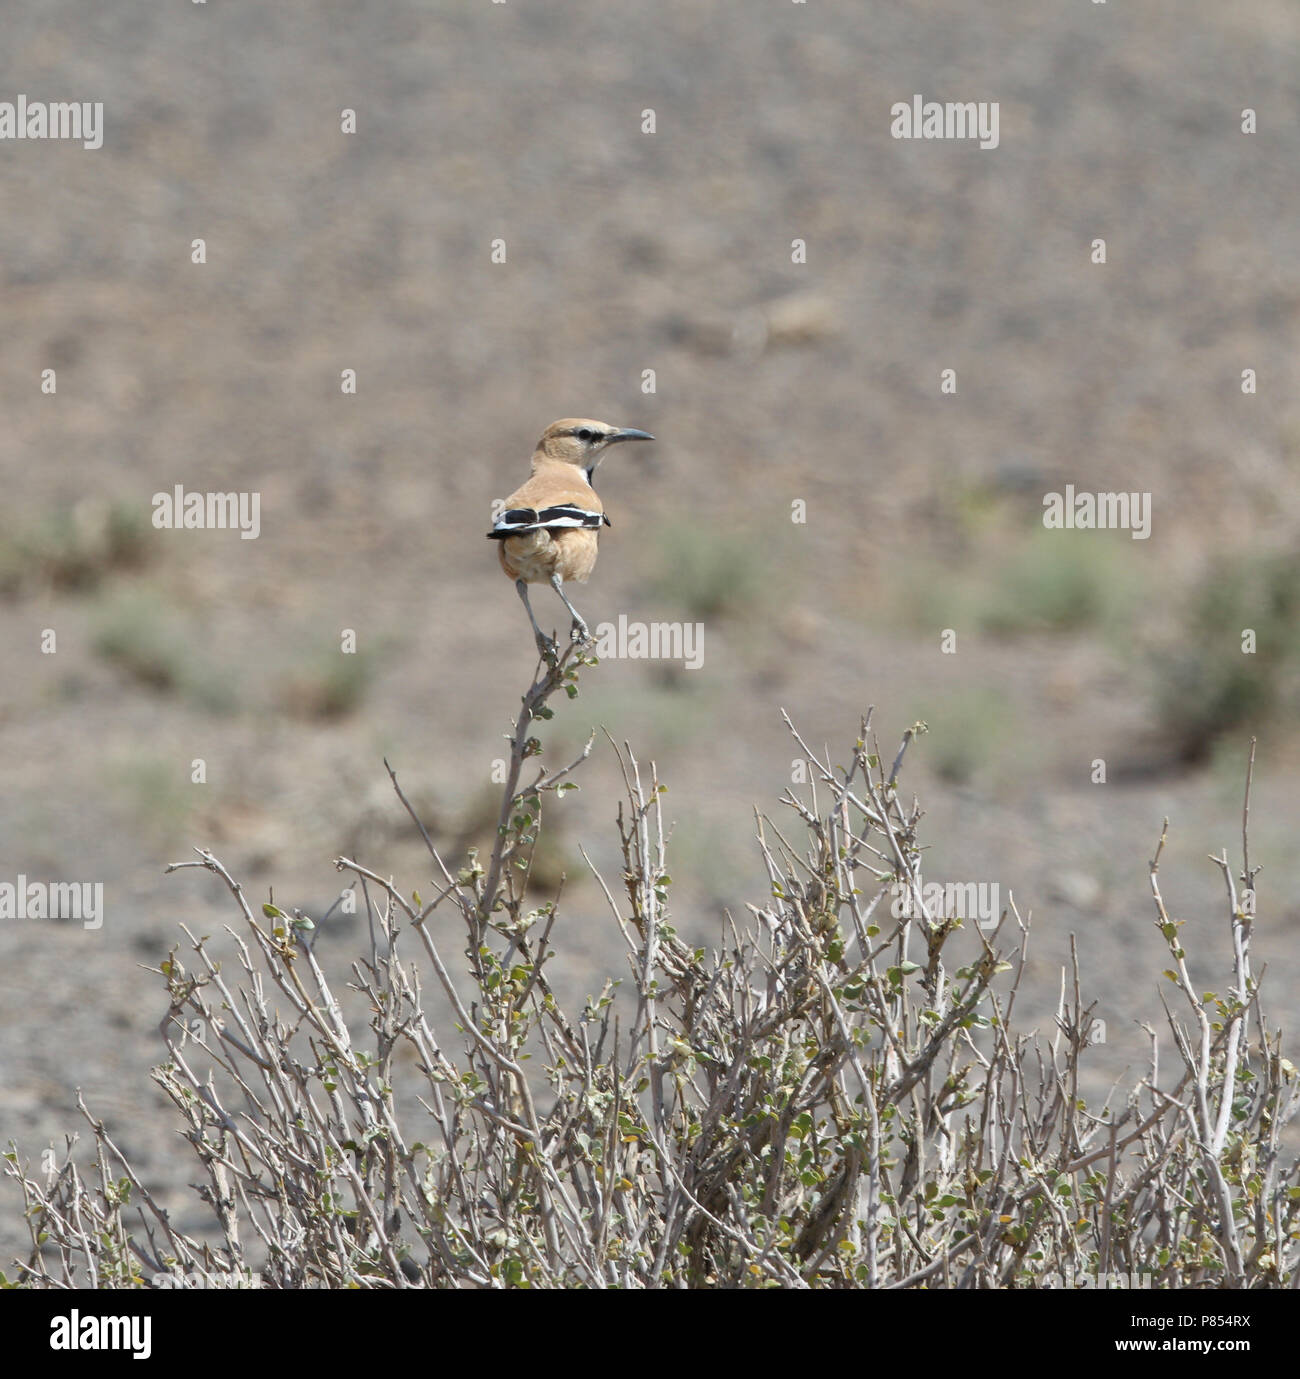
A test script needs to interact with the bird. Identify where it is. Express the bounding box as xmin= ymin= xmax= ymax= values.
xmin=488 ymin=418 xmax=654 ymax=654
